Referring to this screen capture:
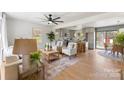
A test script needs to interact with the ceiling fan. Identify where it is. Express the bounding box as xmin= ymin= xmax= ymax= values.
xmin=41 ymin=14 xmax=64 ymax=25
